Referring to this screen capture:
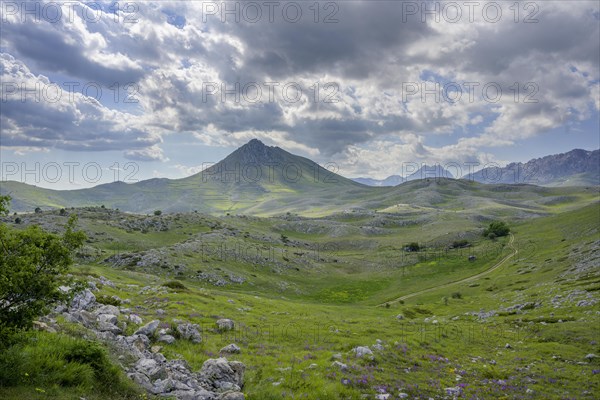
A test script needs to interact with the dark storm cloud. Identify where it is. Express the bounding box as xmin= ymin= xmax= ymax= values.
xmin=221 ymin=1 xmax=435 ymax=80
xmin=2 ymin=17 xmax=144 ymax=86
xmin=1 ymin=0 xmax=598 ymax=162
